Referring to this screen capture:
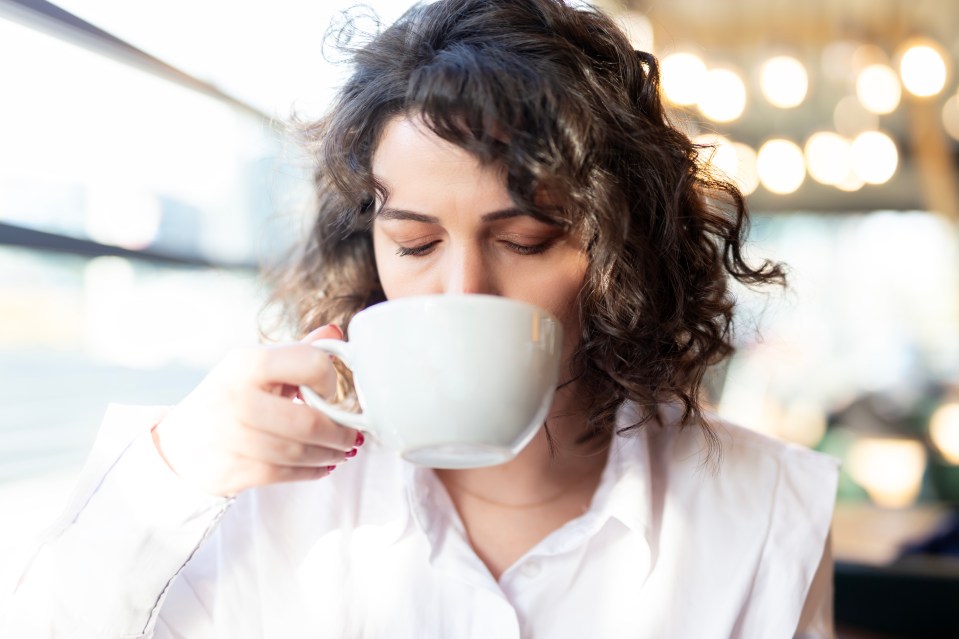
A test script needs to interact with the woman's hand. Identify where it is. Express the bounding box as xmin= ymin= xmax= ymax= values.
xmin=150 ymin=325 xmax=361 ymax=497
